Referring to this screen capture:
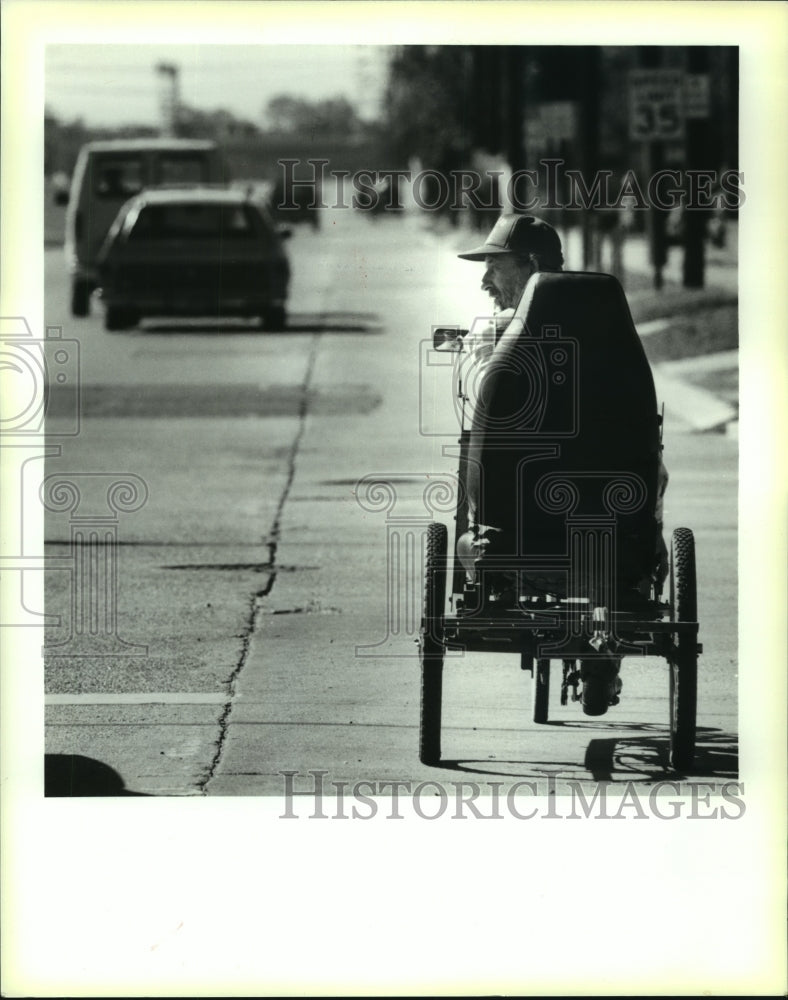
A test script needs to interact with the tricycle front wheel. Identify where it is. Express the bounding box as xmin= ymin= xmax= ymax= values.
xmin=531 ymin=657 xmax=550 ymax=724
xmin=419 ymin=522 xmax=447 ymax=765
